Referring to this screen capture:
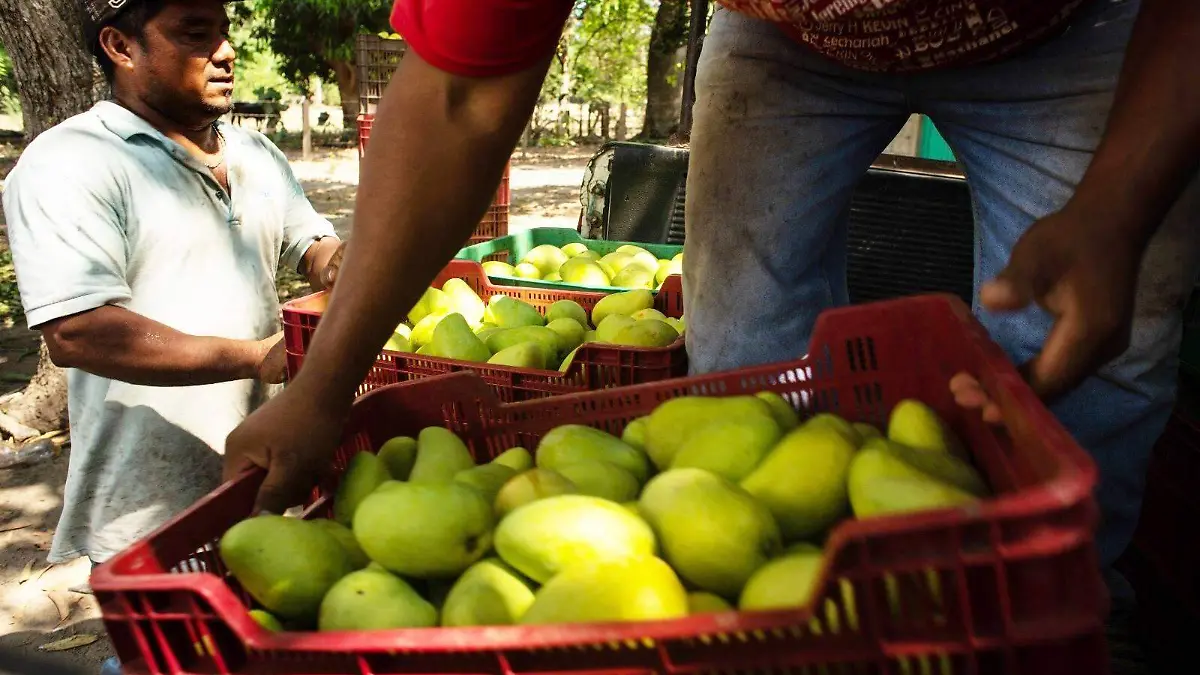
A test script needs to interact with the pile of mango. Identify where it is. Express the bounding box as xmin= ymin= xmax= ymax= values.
xmin=384 ymin=282 xmax=685 ymax=371
xmin=482 ymin=243 xmax=682 ymax=290
xmin=220 ymin=397 xmax=987 ymax=632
